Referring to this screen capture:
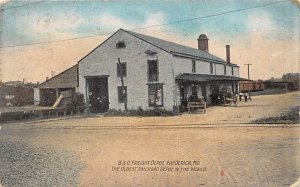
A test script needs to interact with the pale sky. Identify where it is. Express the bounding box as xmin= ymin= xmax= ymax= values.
xmin=0 ymin=0 xmax=299 ymax=83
